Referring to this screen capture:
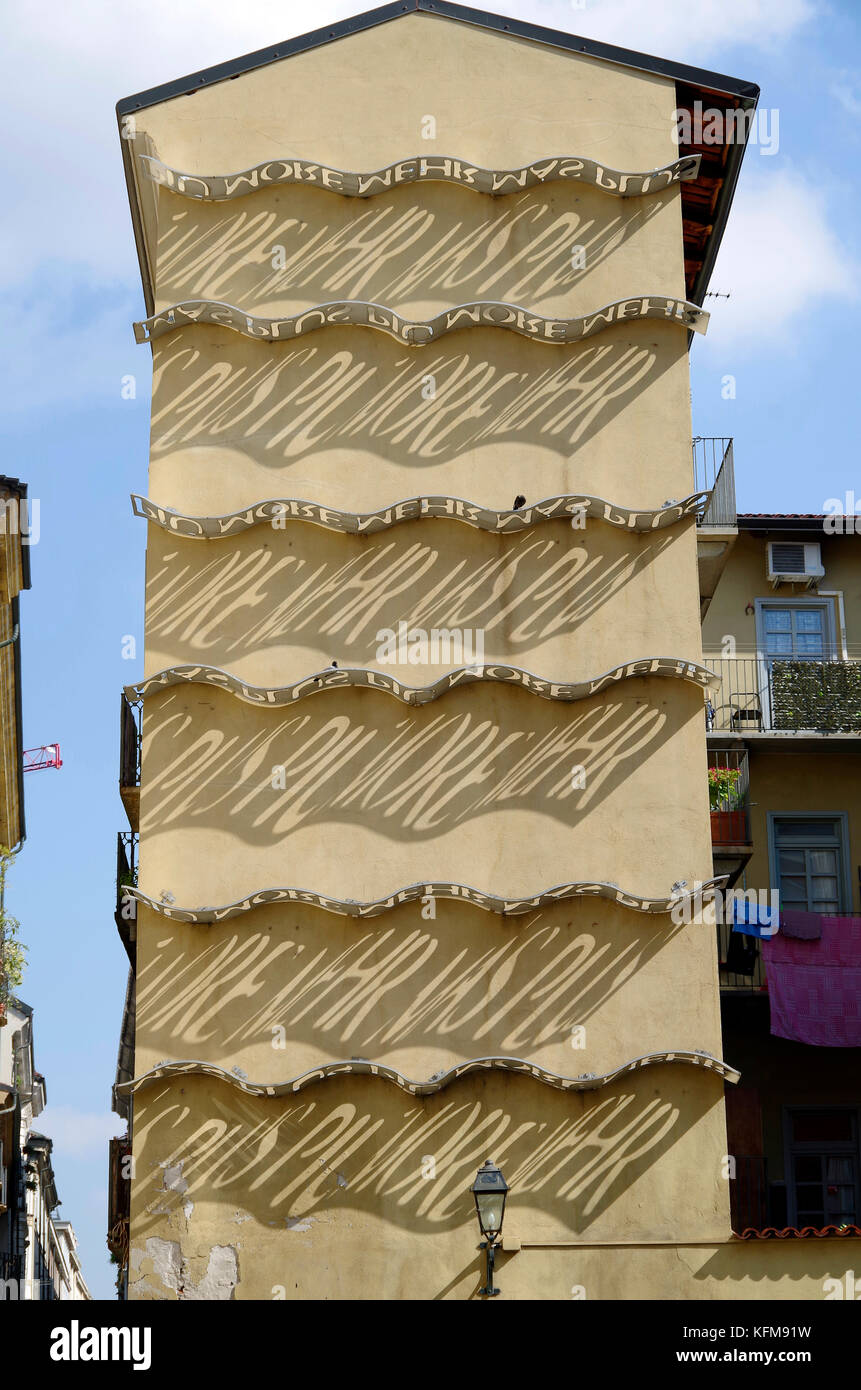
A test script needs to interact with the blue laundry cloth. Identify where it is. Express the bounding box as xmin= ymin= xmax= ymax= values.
xmin=731 ymin=898 xmax=778 ymax=937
